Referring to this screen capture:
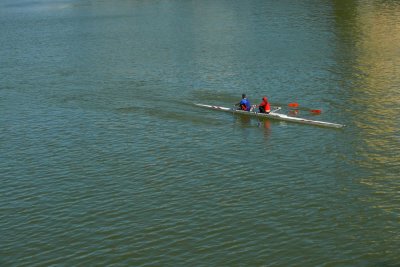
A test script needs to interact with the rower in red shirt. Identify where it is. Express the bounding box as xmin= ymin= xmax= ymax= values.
xmin=258 ymin=96 xmax=271 ymax=113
